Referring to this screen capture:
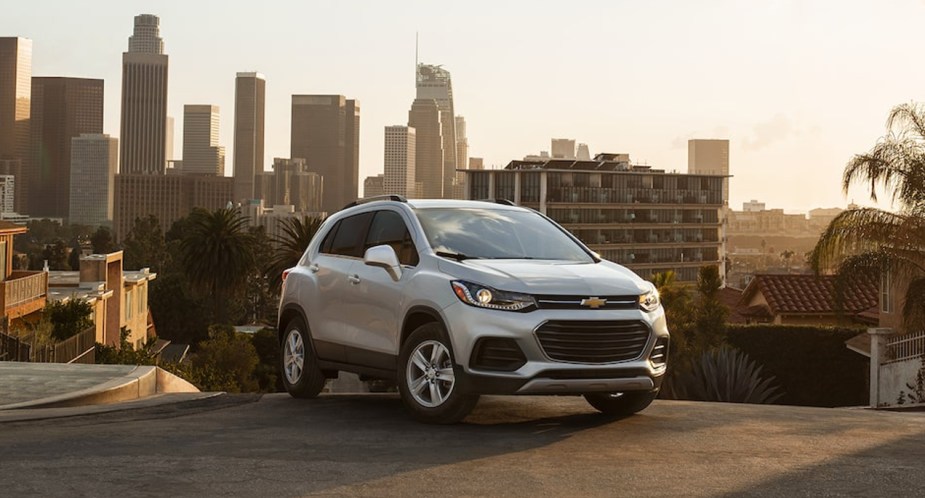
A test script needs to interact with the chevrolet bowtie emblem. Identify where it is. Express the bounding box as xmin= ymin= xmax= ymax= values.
xmin=580 ymin=297 xmax=607 ymax=309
